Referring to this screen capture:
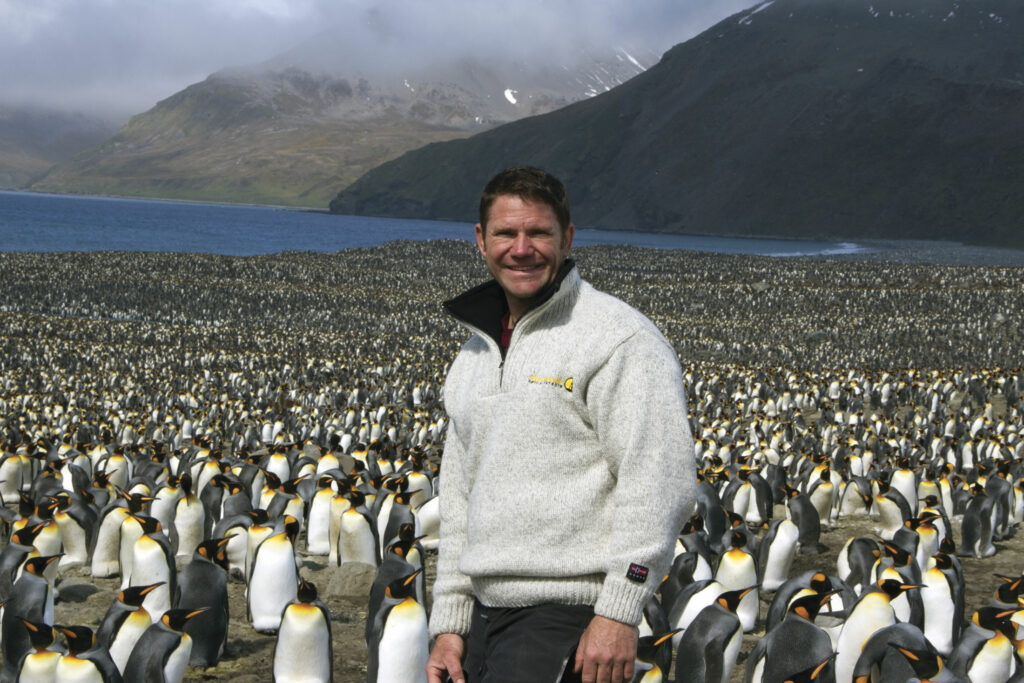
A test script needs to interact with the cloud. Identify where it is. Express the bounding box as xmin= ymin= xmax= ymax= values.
xmin=0 ymin=0 xmax=756 ymax=118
